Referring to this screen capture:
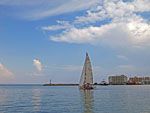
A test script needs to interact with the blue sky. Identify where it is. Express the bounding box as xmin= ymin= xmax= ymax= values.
xmin=0 ymin=0 xmax=150 ymax=84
